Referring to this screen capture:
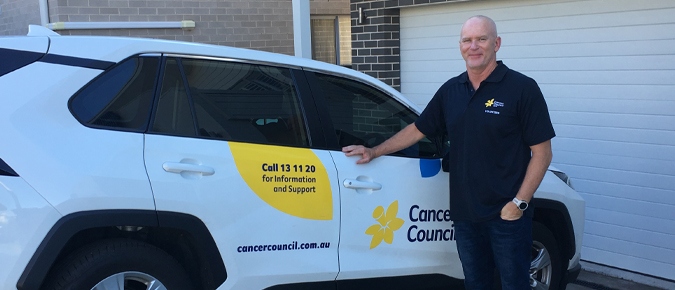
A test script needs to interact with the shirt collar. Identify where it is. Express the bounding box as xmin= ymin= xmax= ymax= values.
xmin=459 ymin=61 xmax=507 ymax=84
